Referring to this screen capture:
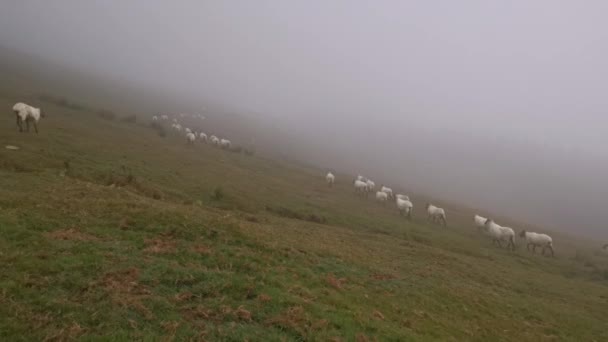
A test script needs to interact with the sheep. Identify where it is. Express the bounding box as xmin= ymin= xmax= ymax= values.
xmin=396 ymin=197 xmax=413 ymax=219
xmin=185 ymin=127 xmax=192 ymax=134
xmin=380 ymin=186 xmax=394 ymax=199
xmin=353 ymin=179 xmax=369 ymax=196
xmin=474 ymin=214 xmax=488 ymax=232
xmin=366 ymin=179 xmax=375 ymax=192
xmin=210 ymin=135 xmax=220 ymax=146
xmin=326 ymin=172 xmax=335 ymax=187
xmin=186 ymin=132 xmax=196 ymax=144
xmin=152 ymin=115 xmax=159 ymax=121
xmin=220 ymin=138 xmax=232 ymax=149
xmin=396 ymin=194 xmax=410 ymax=201
xmin=484 ymin=219 xmax=516 ymax=250
xmin=199 ymin=132 xmax=208 ymax=143
xmin=13 ymin=102 xmax=44 ymax=133
xmin=161 ymin=114 xmax=169 ymax=121
xmin=175 ymin=124 xmax=183 ymax=132
xmin=375 ymin=191 xmax=388 ymax=204
xmin=426 ymin=203 xmax=447 ymax=226
xmin=519 ymin=230 xmax=554 ymax=256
